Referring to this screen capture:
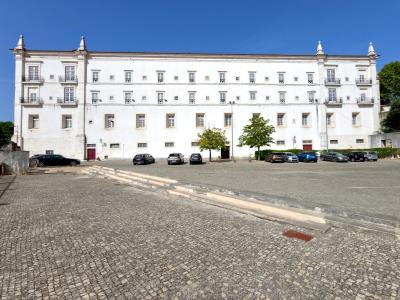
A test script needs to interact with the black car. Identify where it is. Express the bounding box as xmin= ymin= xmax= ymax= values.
xmin=167 ymin=153 xmax=184 ymax=165
xmin=29 ymin=154 xmax=80 ymax=167
xmin=265 ymin=152 xmax=285 ymax=163
xmin=321 ymin=152 xmax=349 ymax=162
xmin=344 ymin=151 xmax=365 ymax=162
xmin=189 ymin=153 xmax=203 ymax=165
xmin=132 ymin=153 xmax=155 ymax=165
